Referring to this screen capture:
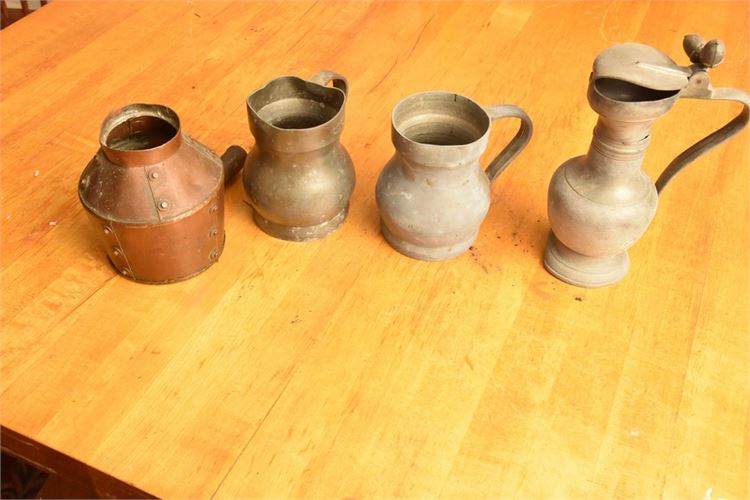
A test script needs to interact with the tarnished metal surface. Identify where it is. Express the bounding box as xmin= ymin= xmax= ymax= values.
xmin=78 ymin=103 xmax=246 ymax=284
xmin=544 ymin=35 xmax=750 ymax=288
xmin=375 ymin=91 xmax=532 ymax=261
xmin=242 ymin=70 xmax=355 ymax=241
